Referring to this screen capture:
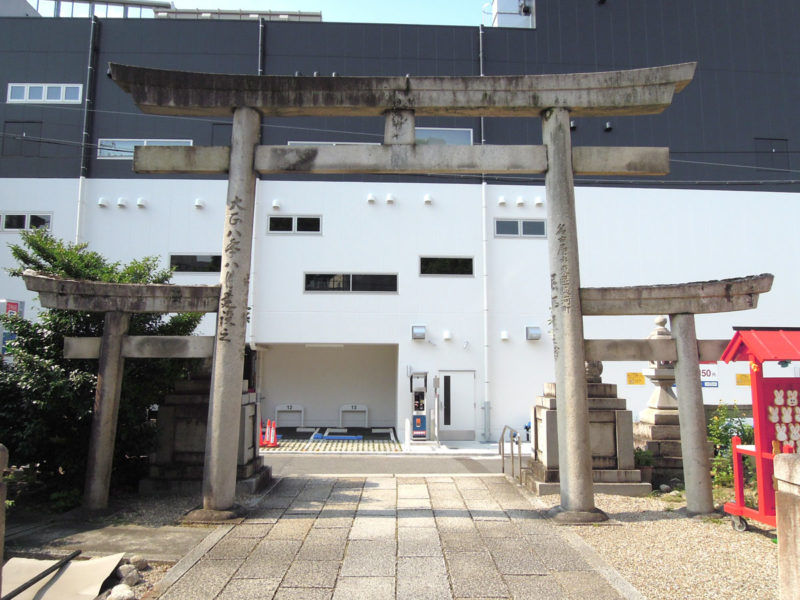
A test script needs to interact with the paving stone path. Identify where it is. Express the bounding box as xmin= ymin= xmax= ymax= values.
xmin=157 ymin=475 xmax=629 ymax=600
